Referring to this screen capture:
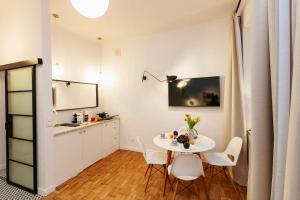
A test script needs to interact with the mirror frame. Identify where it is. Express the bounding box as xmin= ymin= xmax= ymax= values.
xmin=52 ymin=79 xmax=99 ymax=111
